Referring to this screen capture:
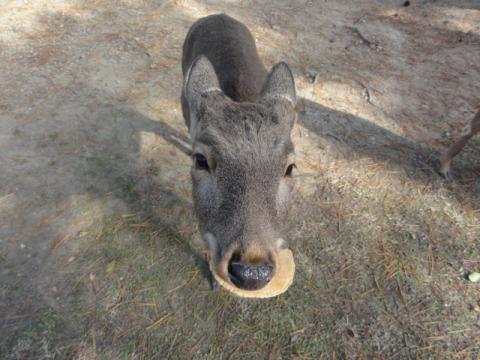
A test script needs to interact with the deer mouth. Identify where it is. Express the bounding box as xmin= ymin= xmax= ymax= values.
xmin=209 ymin=245 xmax=296 ymax=298
xmin=203 ymin=233 xmax=293 ymax=294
